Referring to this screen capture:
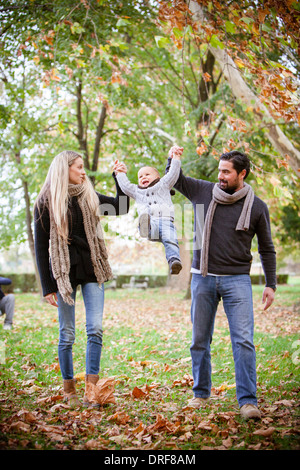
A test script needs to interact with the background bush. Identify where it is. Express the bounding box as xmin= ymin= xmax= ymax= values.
xmin=0 ymin=273 xmax=289 ymax=293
